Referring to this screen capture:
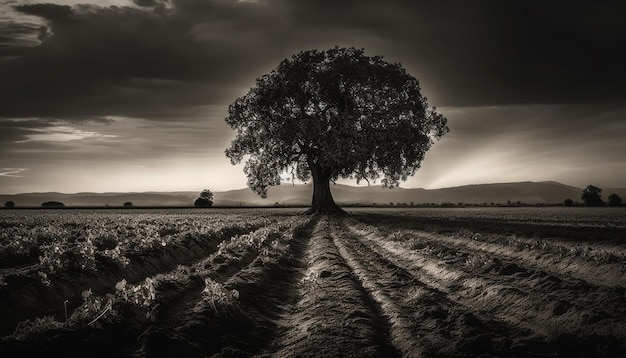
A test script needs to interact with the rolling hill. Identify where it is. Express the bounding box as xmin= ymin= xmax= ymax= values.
xmin=2 ymin=181 xmax=625 ymax=208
